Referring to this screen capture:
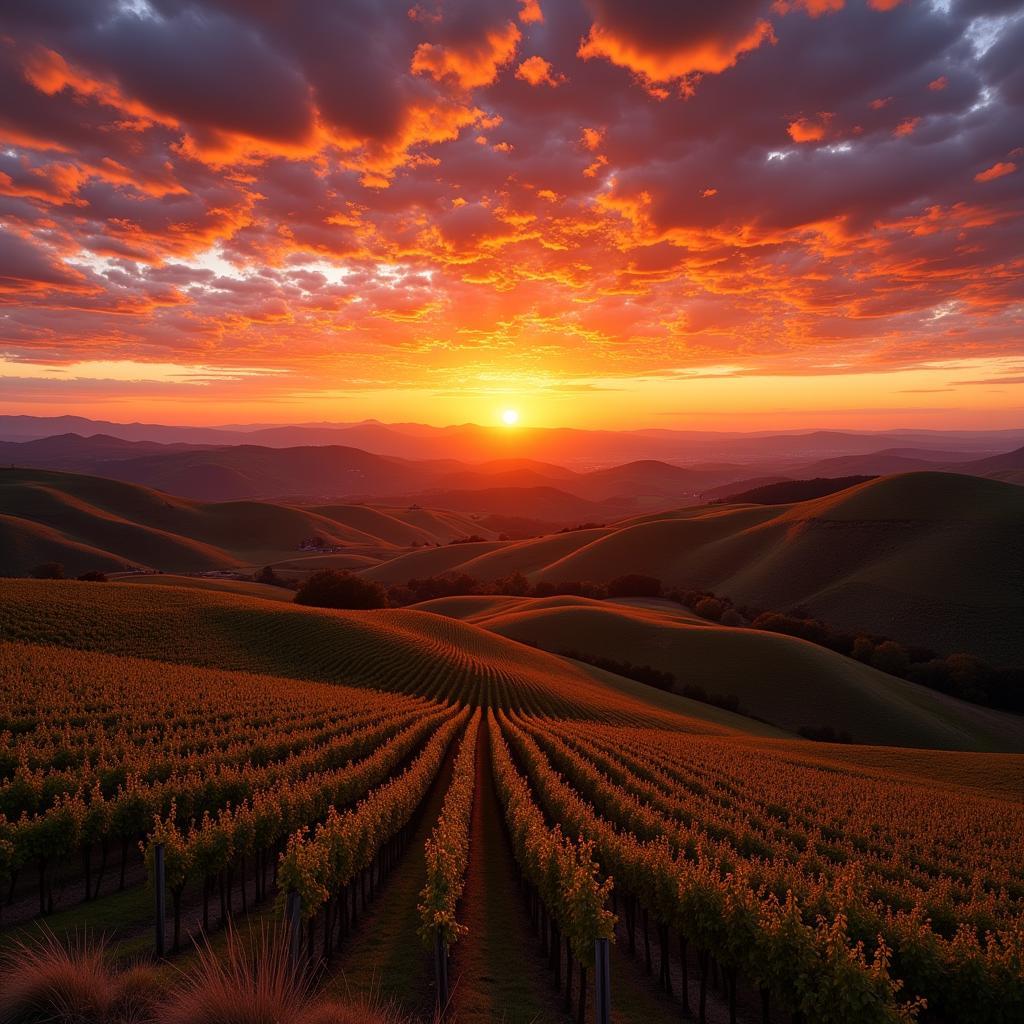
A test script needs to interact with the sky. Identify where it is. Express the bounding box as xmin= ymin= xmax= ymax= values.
xmin=0 ymin=0 xmax=1021 ymax=430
